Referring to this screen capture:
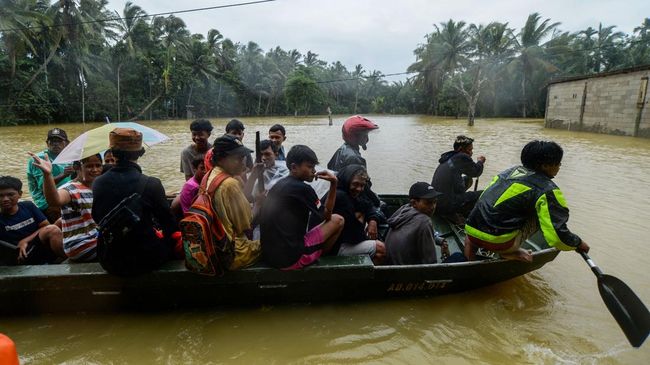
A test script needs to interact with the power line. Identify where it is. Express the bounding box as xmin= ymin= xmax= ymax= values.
xmin=0 ymin=0 xmax=276 ymax=33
